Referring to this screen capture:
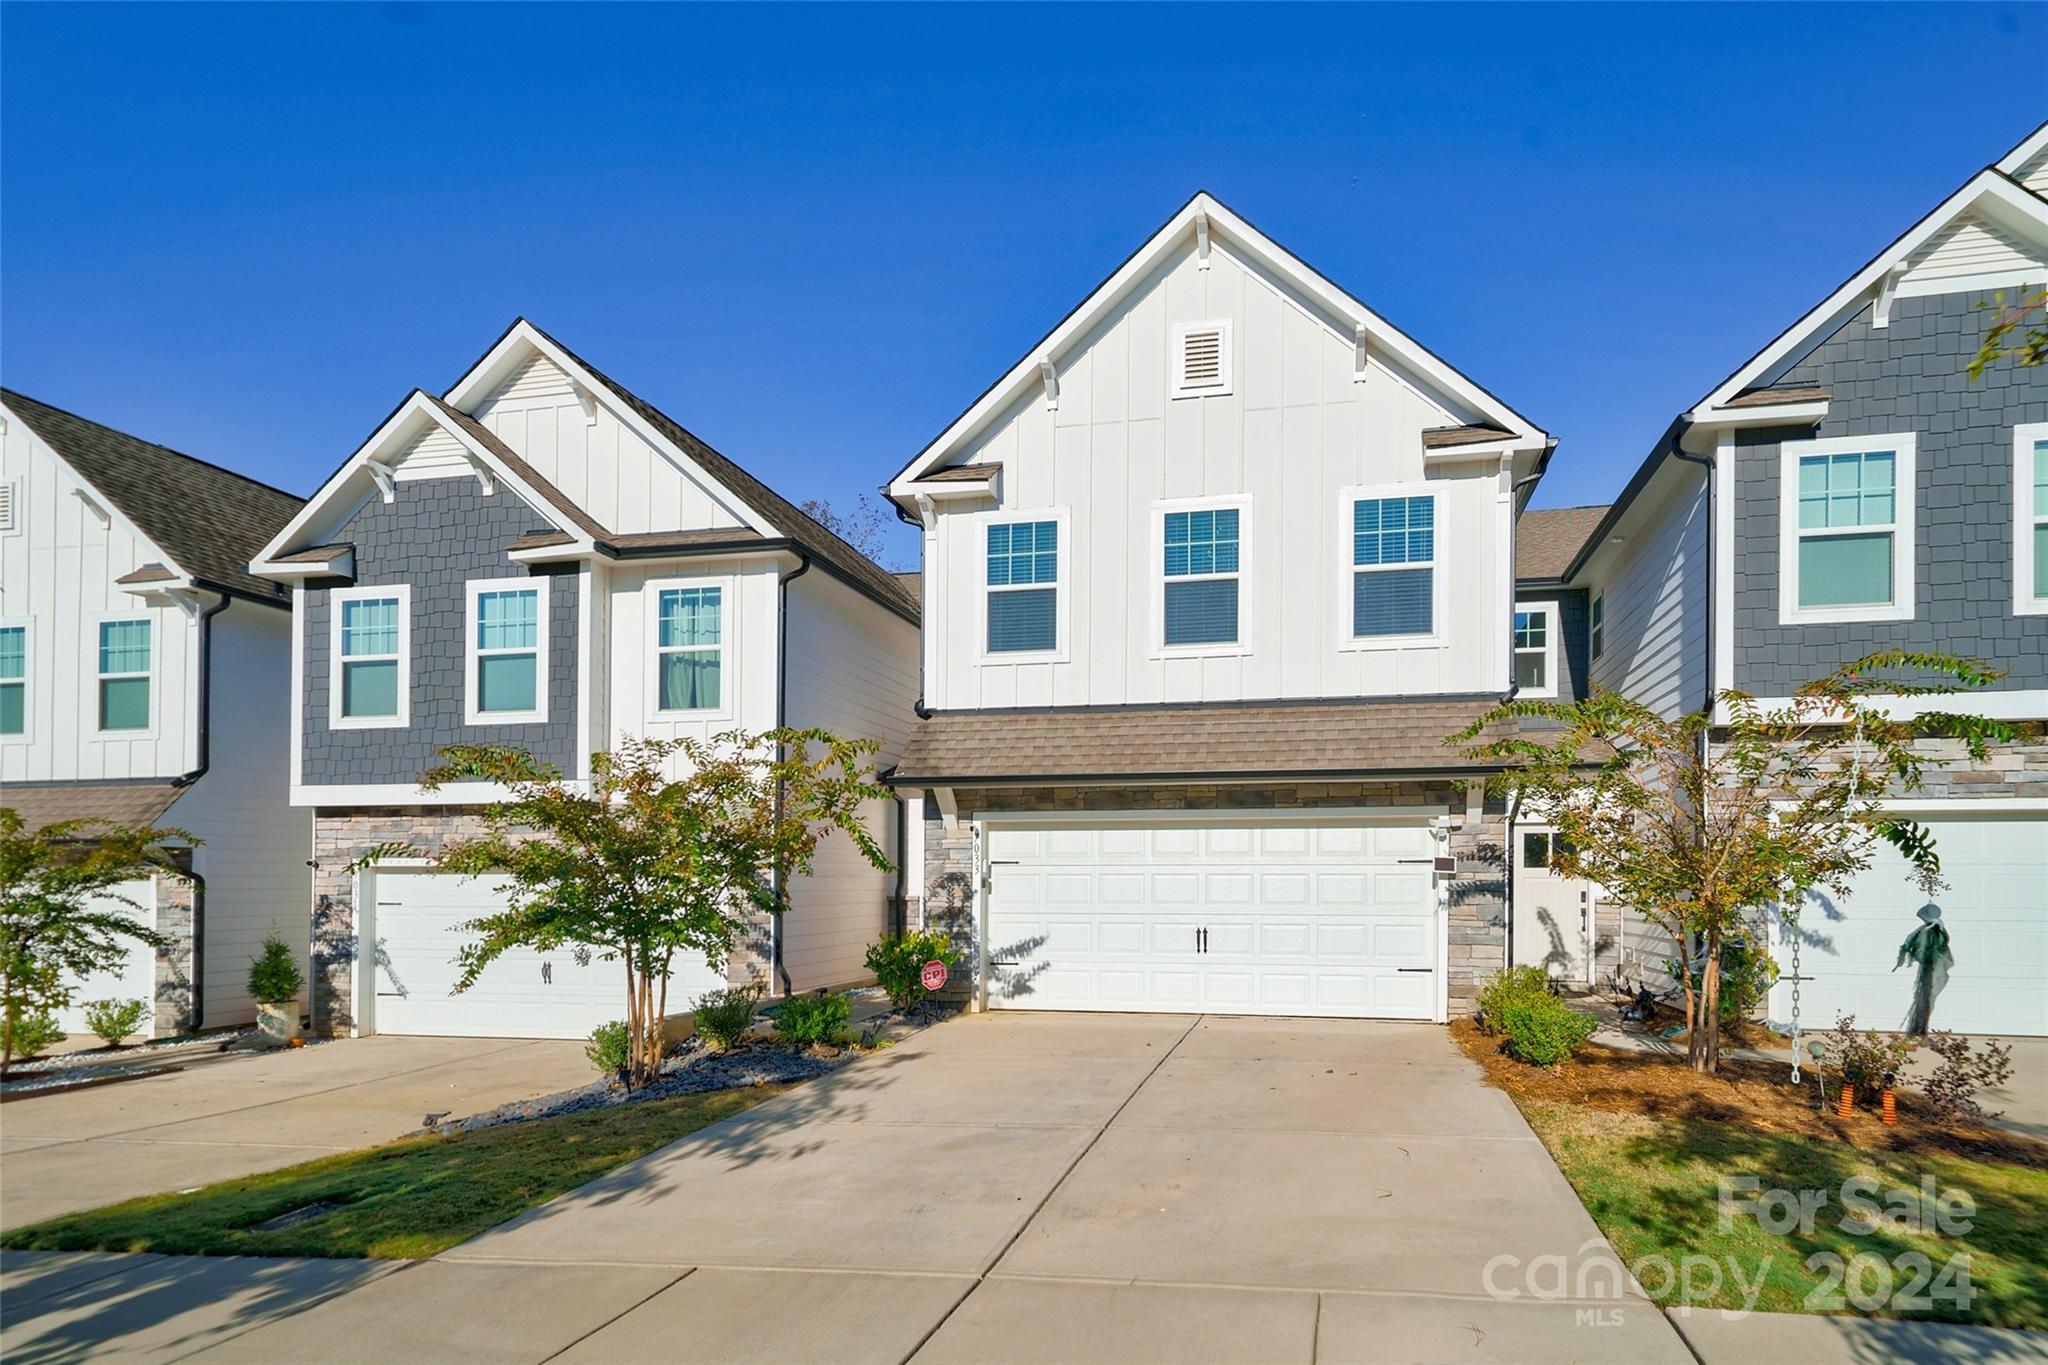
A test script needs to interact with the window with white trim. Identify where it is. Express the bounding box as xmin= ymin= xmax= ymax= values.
xmin=653 ymin=584 xmax=723 ymax=712
xmin=1161 ymin=504 xmax=1242 ymax=648
xmin=0 ymin=619 xmax=27 ymax=738
xmin=2017 ymin=423 xmax=2048 ymax=616
xmin=1589 ymin=593 xmax=1604 ymax=660
xmin=466 ymin=578 xmax=548 ymax=724
xmin=1779 ymin=433 xmax=1916 ymax=624
xmin=331 ymin=586 xmax=408 ymax=728
xmin=96 ymin=618 xmax=152 ymax=733
xmin=1348 ymin=492 xmax=1437 ymax=640
xmin=986 ymin=519 xmax=1060 ymax=654
xmin=1172 ymin=320 xmax=1233 ymax=399
xmin=1513 ymin=604 xmax=1555 ymax=696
